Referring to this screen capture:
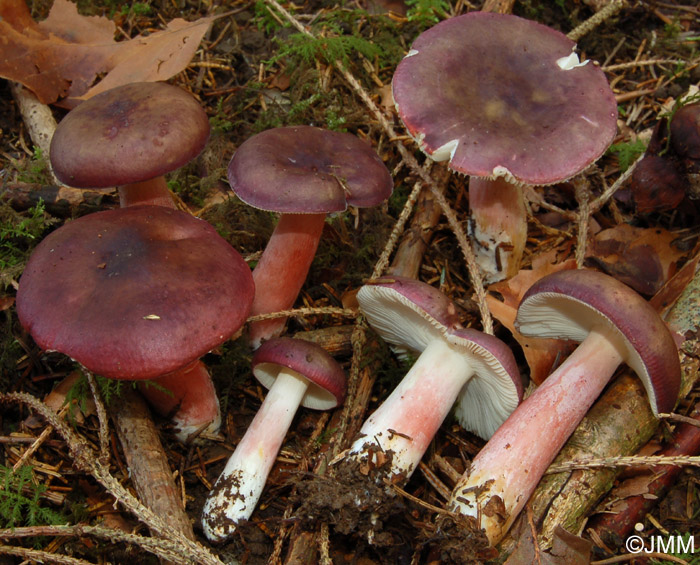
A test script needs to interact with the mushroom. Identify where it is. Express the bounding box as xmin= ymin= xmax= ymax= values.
xmin=227 ymin=125 xmax=393 ymax=348
xmin=201 ymin=336 xmax=346 ymax=542
xmin=392 ymin=12 xmax=618 ymax=282
xmin=447 ymin=269 xmax=681 ymax=545
xmin=345 ymin=276 xmax=522 ymax=481
xmin=49 ymin=82 xmax=210 ymax=208
xmin=16 ymin=205 xmax=254 ymax=442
